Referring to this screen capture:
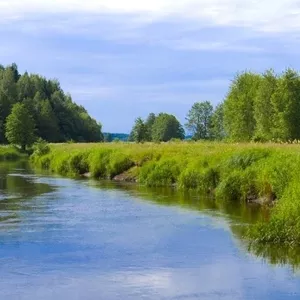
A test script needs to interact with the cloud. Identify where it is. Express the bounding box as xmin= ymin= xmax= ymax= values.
xmin=1 ymin=1 xmax=300 ymax=132
xmin=0 ymin=0 xmax=300 ymax=33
